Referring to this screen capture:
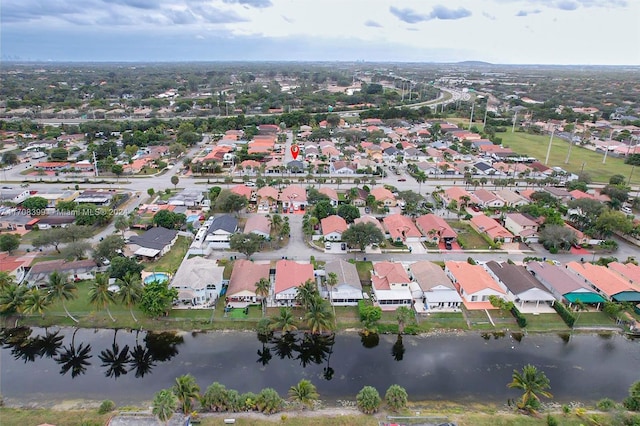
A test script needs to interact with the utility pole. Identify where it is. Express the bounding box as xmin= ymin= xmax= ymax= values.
xmin=93 ymin=151 xmax=99 ymax=177
xmin=565 ymin=119 xmax=578 ymax=164
xmin=545 ymin=127 xmax=555 ymax=165
xmin=483 ymin=103 xmax=488 ymax=129
xmin=603 ymin=128 xmax=614 ymax=164
xmin=468 ymin=101 xmax=475 ymax=130
xmin=511 ymin=111 xmax=518 ymax=133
